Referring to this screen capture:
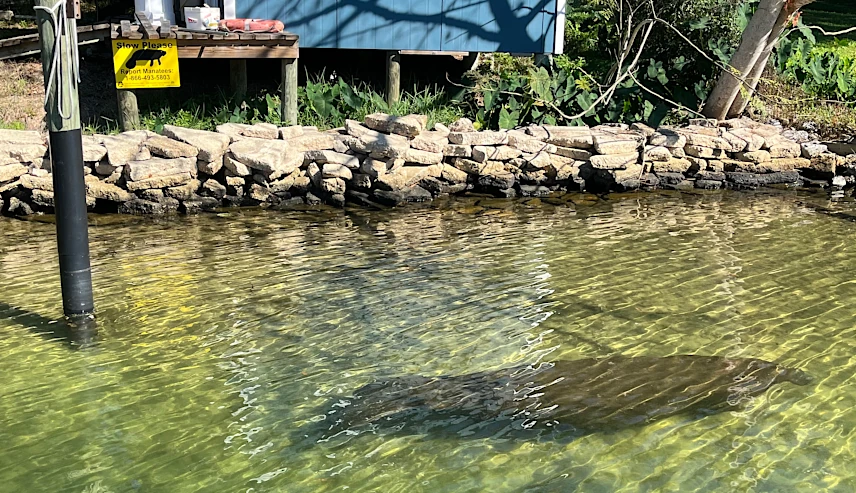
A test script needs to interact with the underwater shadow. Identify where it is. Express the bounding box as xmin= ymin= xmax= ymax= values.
xmin=0 ymin=302 xmax=97 ymax=348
